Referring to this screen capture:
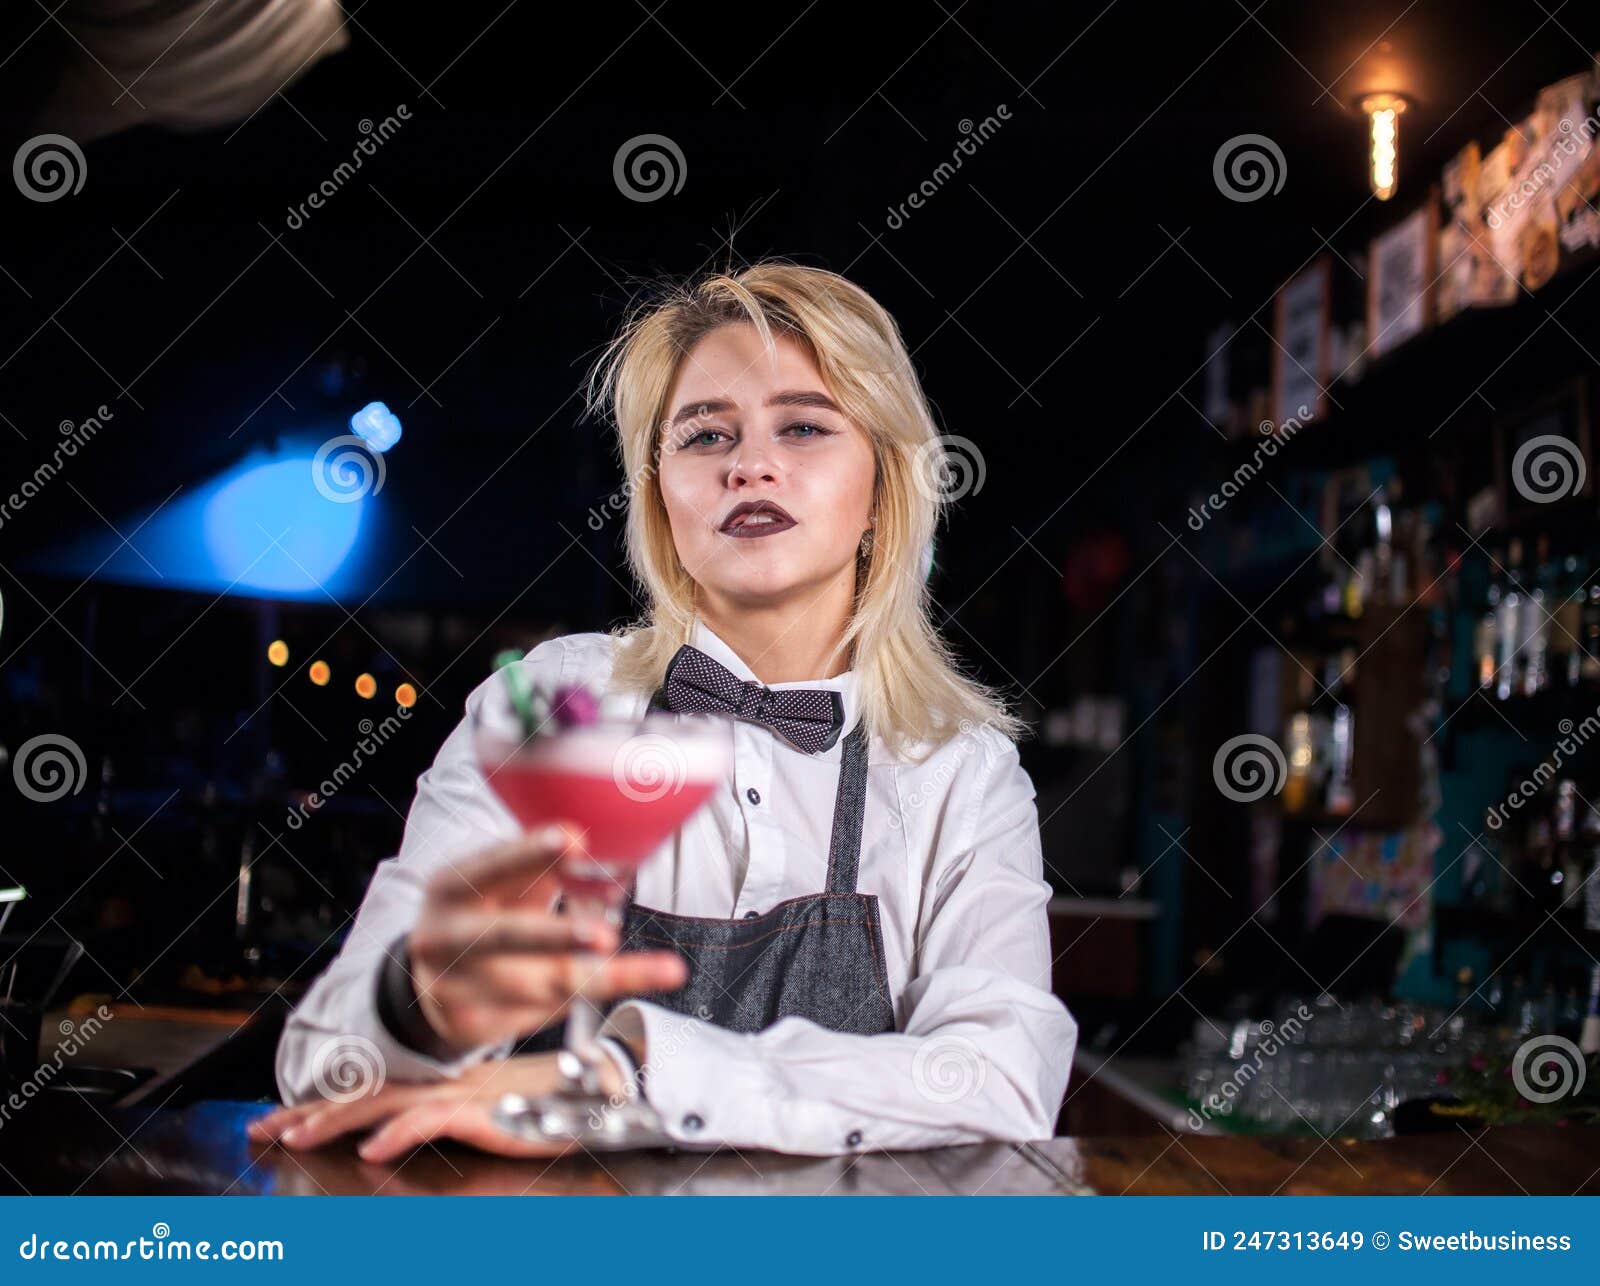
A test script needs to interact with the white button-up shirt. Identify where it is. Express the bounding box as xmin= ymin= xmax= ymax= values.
xmin=276 ymin=622 xmax=1077 ymax=1155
